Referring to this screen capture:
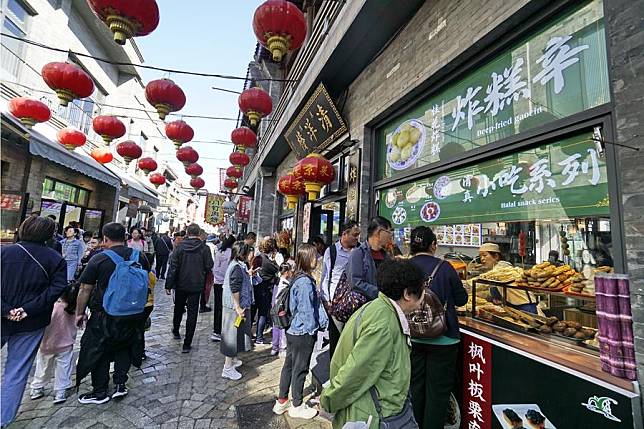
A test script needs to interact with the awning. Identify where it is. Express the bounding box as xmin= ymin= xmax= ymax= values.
xmin=2 ymin=114 xmax=121 ymax=189
xmin=103 ymin=163 xmax=160 ymax=207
